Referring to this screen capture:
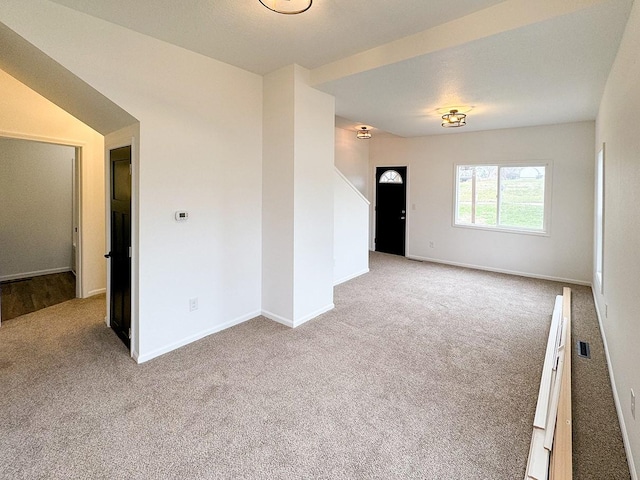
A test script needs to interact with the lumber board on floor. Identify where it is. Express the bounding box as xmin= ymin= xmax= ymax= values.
xmin=549 ymin=288 xmax=572 ymax=479
xmin=525 ymin=288 xmax=572 ymax=480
